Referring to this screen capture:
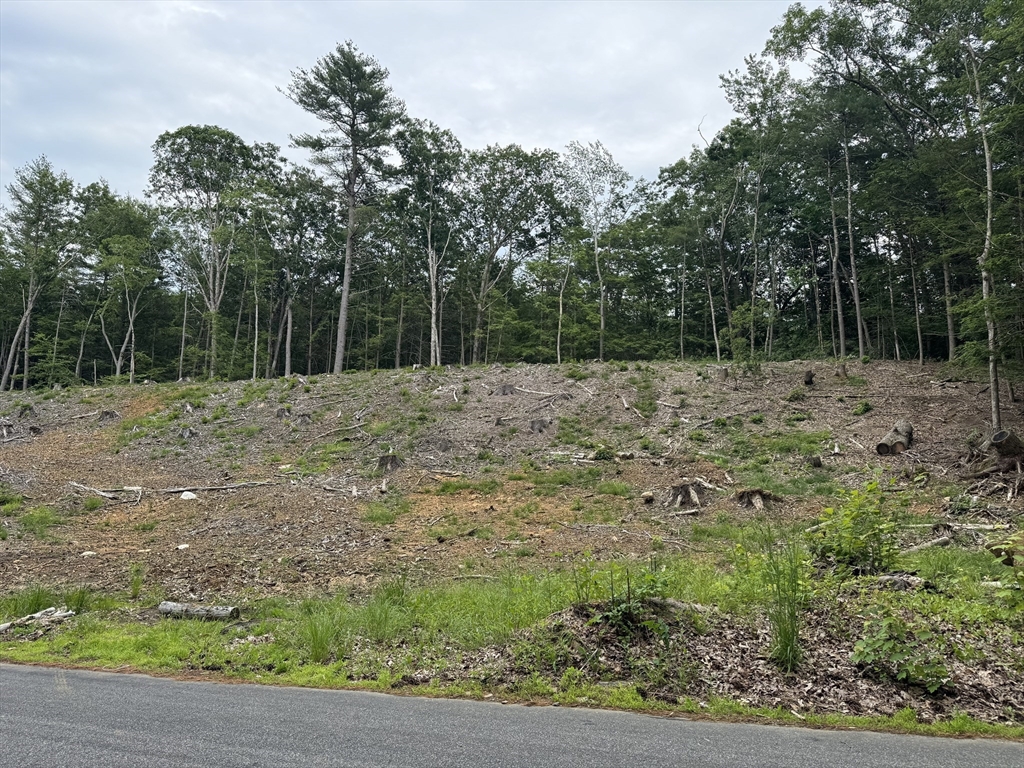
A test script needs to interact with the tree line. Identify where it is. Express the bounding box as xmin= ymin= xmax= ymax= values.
xmin=2 ymin=0 xmax=1021 ymax=426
